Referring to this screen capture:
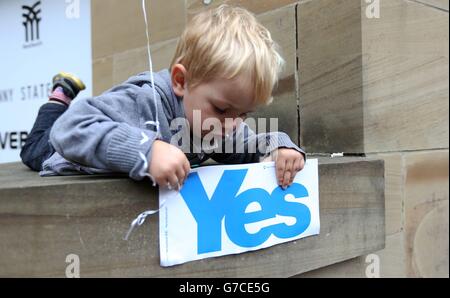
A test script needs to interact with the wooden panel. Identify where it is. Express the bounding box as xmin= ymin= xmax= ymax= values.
xmin=403 ymin=150 xmax=449 ymax=277
xmin=417 ymin=0 xmax=449 ymax=10
xmin=367 ymin=153 xmax=404 ymax=235
xmin=187 ymin=0 xmax=298 ymax=19
xmin=376 ymin=232 xmax=407 ymax=277
xmin=0 ymin=158 xmax=384 ymax=277
xmin=252 ymin=79 xmax=298 ymax=145
xmin=91 ymin=0 xmax=185 ymax=59
xmin=295 ymin=256 xmax=367 ymax=278
xmin=112 ymin=38 xmax=179 ymax=85
xmin=250 ymin=5 xmax=299 ymax=145
xmin=297 ymin=153 xmax=408 ymax=277
xmin=298 ymin=0 xmax=448 ymax=154
xmin=257 ymin=5 xmax=296 ymax=79
xmin=295 ymin=232 xmax=406 ymax=278
xmin=362 ymin=0 xmax=449 ymax=153
xmin=92 ymin=56 xmax=113 ymax=96
xmin=298 ymin=0 xmax=364 ymax=153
